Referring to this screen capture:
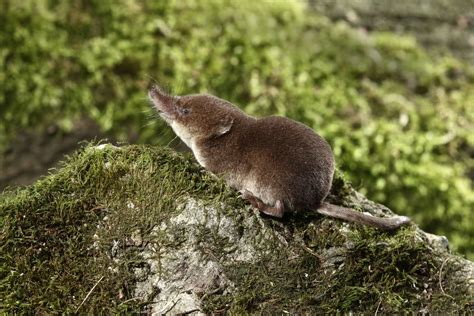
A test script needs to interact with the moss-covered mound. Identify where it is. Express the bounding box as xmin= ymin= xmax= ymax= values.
xmin=0 ymin=144 xmax=472 ymax=313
